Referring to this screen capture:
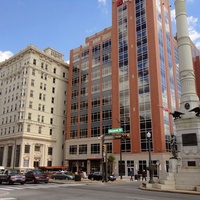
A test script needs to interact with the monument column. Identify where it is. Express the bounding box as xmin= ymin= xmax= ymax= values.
xmin=174 ymin=0 xmax=200 ymax=171
xmin=175 ymin=0 xmax=199 ymax=113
